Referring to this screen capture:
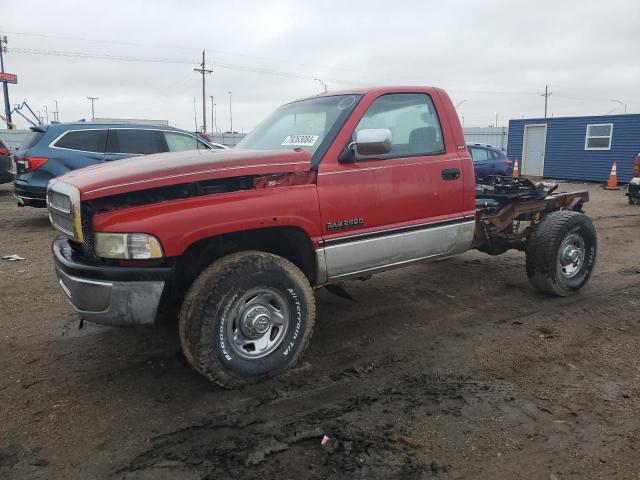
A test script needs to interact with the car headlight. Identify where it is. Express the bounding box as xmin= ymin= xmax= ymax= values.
xmin=95 ymin=233 xmax=164 ymax=259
